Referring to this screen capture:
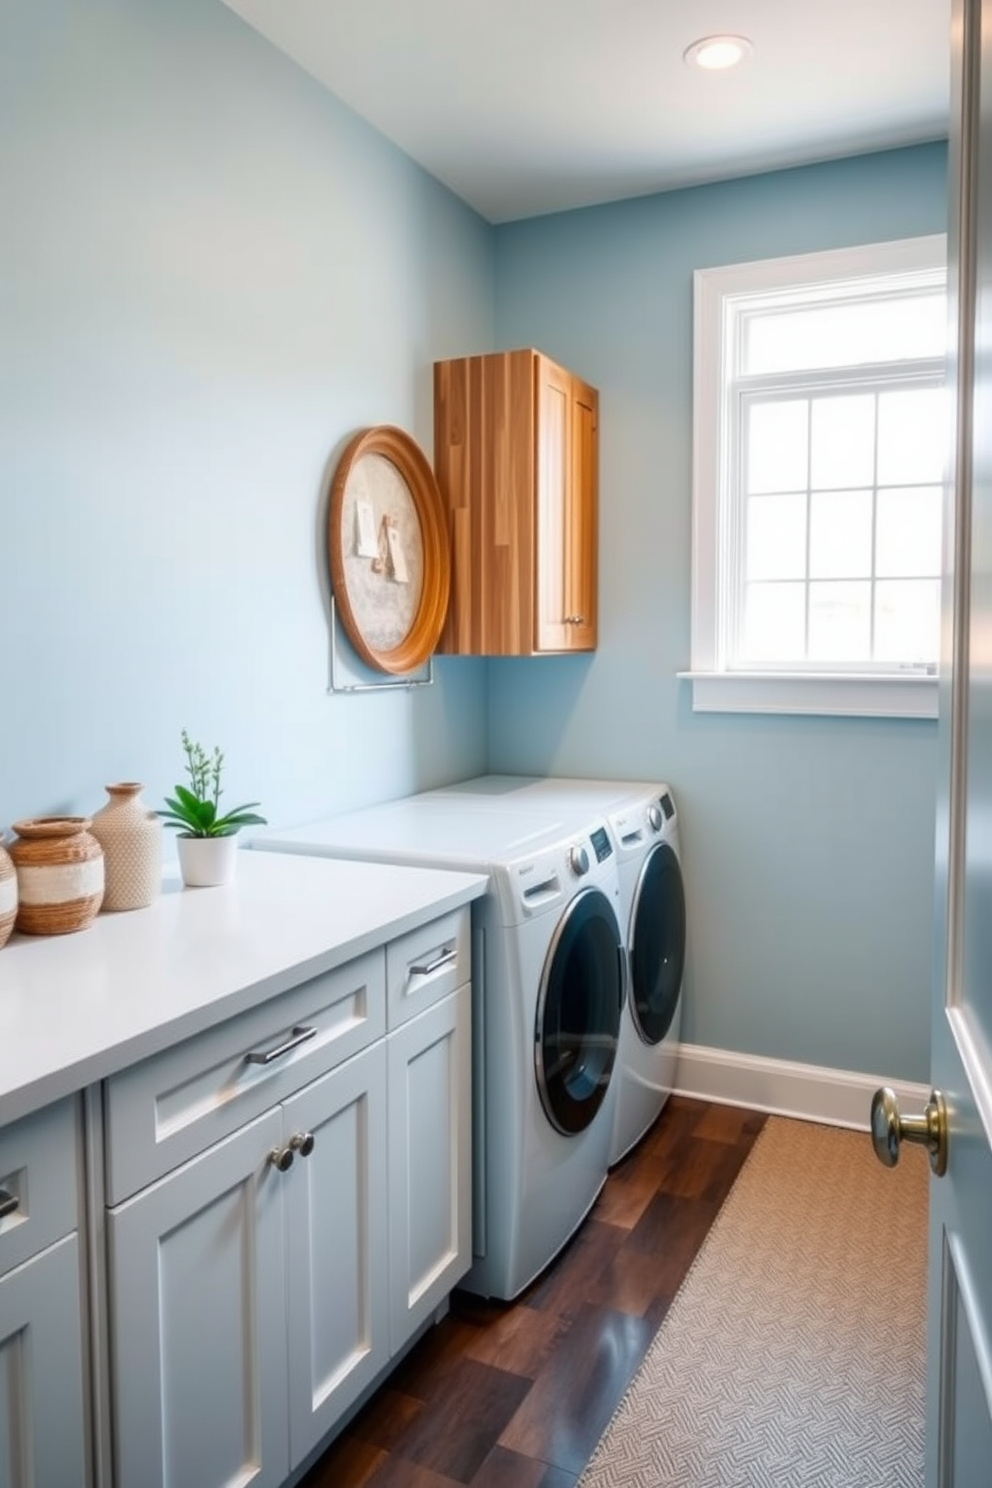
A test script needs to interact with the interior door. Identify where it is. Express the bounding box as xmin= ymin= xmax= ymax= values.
xmin=926 ymin=0 xmax=992 ymax=1479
